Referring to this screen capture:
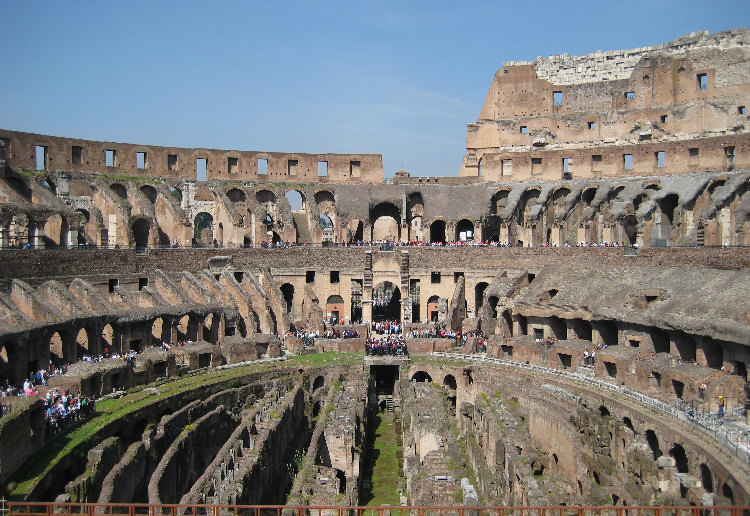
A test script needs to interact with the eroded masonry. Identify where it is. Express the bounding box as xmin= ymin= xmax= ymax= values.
xmin=0 ymin=29 xmax=749 ymax=508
